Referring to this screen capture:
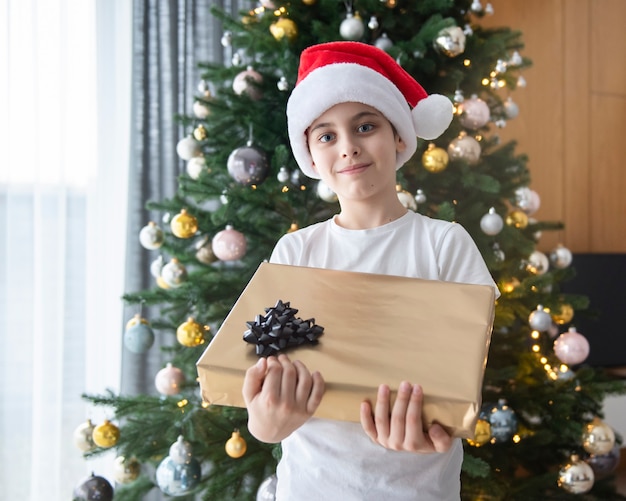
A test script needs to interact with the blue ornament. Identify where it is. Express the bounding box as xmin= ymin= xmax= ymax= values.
xmin=586 ymin=444 xmax=621 ymax=479
xmin=123 ymin=323 xmax=155 ymax=354
xmin=486 ymin=399 xmax=518 ymax=443
xmin=156 ymin=455 xmax=201 ymax=497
